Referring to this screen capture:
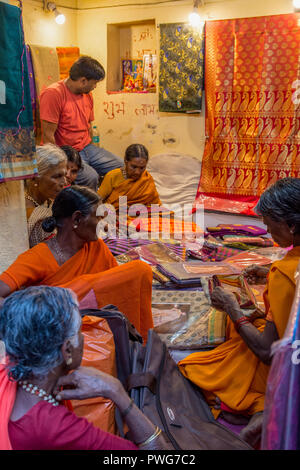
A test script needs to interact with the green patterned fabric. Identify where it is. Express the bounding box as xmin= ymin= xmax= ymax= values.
xmin=0 ymin=2 xmax=37 ymax=182
xmin=159 ymin=22 xmax=205 ymax=113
